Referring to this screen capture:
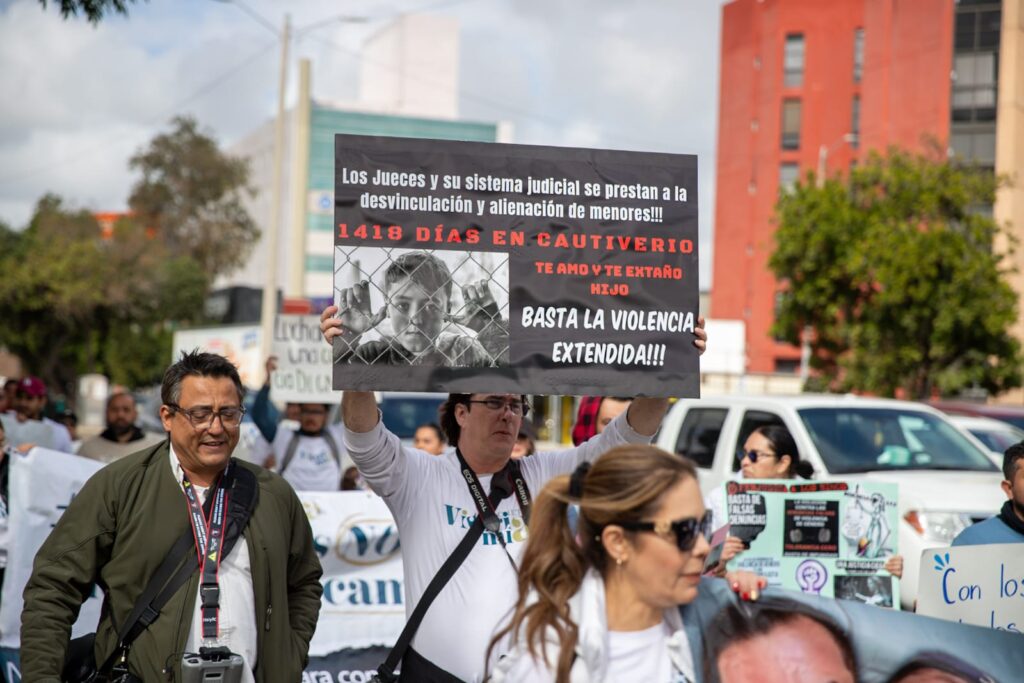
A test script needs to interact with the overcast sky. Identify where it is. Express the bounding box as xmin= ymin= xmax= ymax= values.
xmin=0 ymin=0 xmax=727 ymax=287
